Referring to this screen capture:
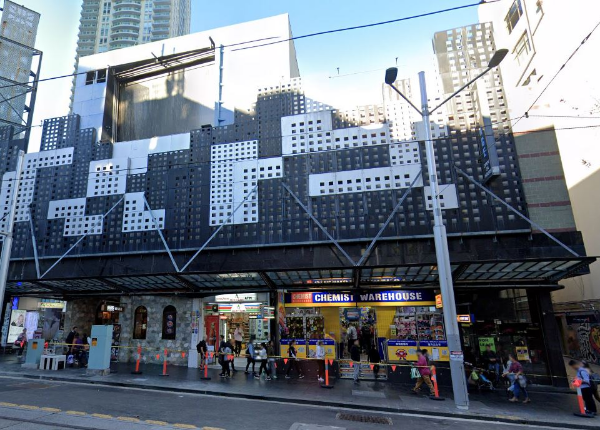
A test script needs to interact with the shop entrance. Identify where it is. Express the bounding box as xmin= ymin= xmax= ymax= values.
xmin=339 ymin=307 xmax=378 ymax=358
